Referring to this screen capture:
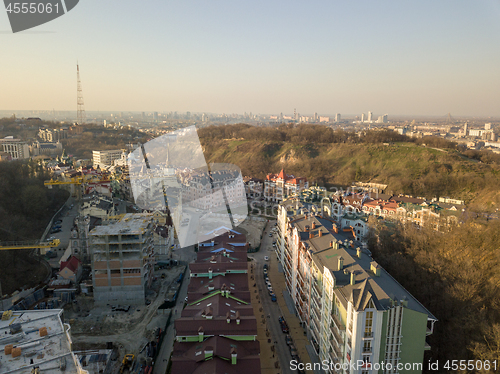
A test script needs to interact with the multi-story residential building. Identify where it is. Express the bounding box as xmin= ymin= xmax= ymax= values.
xmin=92 ymin=149 xmax=126 ymax=168
xmin=38 ymin=127 xmax=68 ymax=142
xmin=243 ymin=177 xmax=263 ymax=199
xmin=0 ymin=137 xmax=30 ymax=159
xmin=89 ymin=213 xmax=155 ymax=304
xmin=276 ymin=201 xmax=436 ymax=374
xmin=264 ymin=169 xmax=308 ymax=202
